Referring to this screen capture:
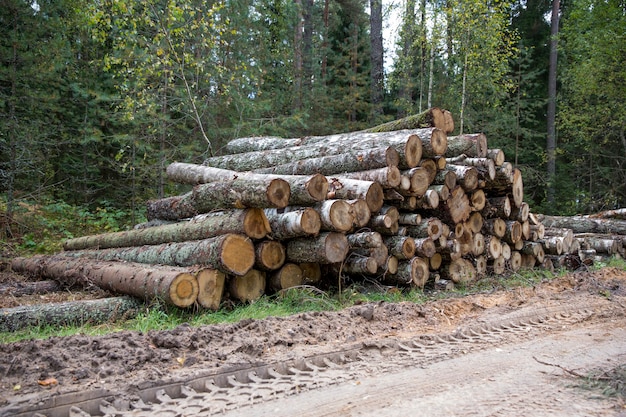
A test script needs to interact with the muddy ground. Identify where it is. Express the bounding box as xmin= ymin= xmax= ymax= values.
xmin=1 ymin=266 xmax=625 ymax=416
